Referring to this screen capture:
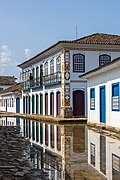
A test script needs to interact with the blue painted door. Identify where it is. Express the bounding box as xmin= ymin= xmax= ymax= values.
xmin=100 ymin=86 xmax=106 ymax=123
xmin=16 ymin=97 xmax=20 ymax=113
